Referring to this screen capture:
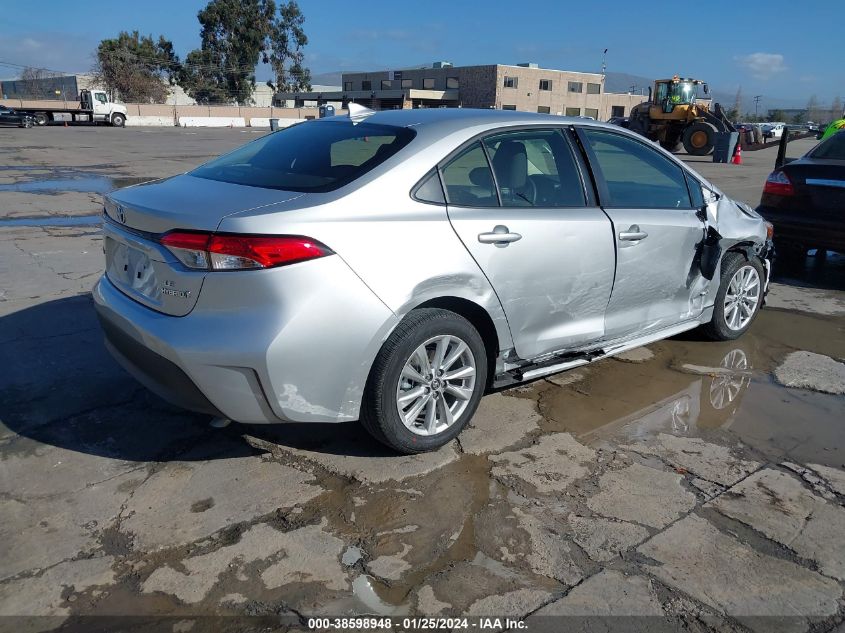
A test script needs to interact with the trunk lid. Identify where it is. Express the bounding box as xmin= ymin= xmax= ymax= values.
xmin=102 ymin=175 xmax=305 ymax=316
